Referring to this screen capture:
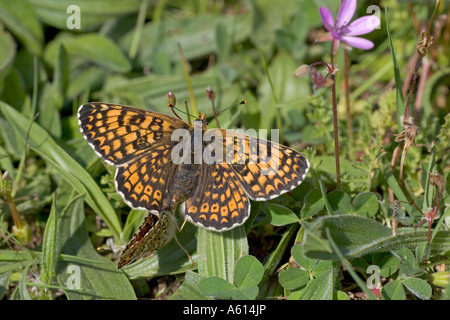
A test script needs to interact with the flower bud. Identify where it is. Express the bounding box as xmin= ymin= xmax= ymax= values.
xmin=166 ymin=91 xmax=176 ymax=107
xmin=206 ymin=86 xmax=215 ymax=101
xmin=430 ymin=271 xmax=450 ymax=287
xmin=12 ymin=223 xmax=31 ymax=244
xmin=294 ymin=65 xmax=310 ymax=78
